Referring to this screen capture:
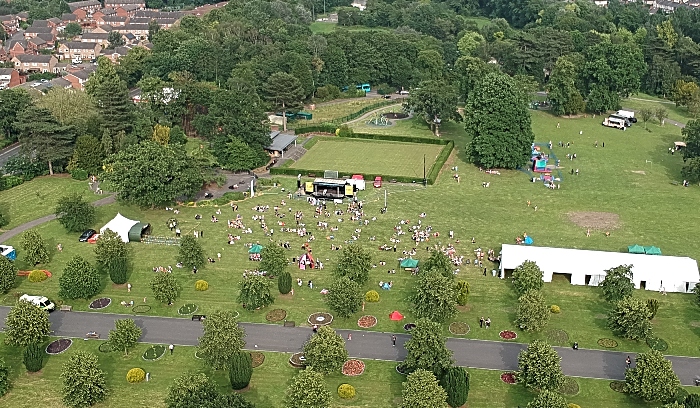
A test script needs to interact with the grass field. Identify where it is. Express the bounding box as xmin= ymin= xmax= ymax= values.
xmin=288 ymin=138 xmax=444 ymax=178
xmin=621 ymin=93 xmax=690 ymax=125
xmin=301 ymin=98 xmax=397 ymax=125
